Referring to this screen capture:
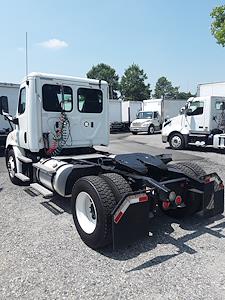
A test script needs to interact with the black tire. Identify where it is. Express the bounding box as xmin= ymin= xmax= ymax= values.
xmin=161 ymin=161 xmax=206 ymax=218
xmin=148 ymin=125 xmax=155 ymax=135
xmin=100 ymin=173 xmax=132 ymax=203
xmin=132 ymin=132 xmax=138 ymax=135
xmin=169 ymin=132 xmax=185 ymax=150
xmin=71 ymin=176 xmax=117 ymax=249
xmin=6 ymin=149 xmax=23 ymax=185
